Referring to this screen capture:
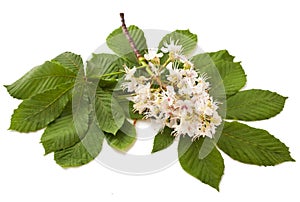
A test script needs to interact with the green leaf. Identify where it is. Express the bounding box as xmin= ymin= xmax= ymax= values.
xmin=106 ymin=25 xmax=147 ymax=64
xmin=9 ymin=82 xmax=73 ymax=132
xmin=209 ymin=50 xmax=235 ymax=62
xmin=105 ymin=120 xmax=136 ymax=152
xmin=86 ymin=53 xmax=127 ymax=78
xmin=41 ymin=102 xmax=82 ymax=155
xmin=226 ymin=89 xmax=287 ymax=121
xmin=213 ymin=61 xmax=246 ymax=96
xmin=208 ymin=50 xmax=246 ymax=96
xmin=98 ymin=78 xmax=118 ymax=89
xmin=95 ymin=88 xmax=125 ymax=134
xmin=158 ymin=30 xmax=197 ymax=56
xmin=72 ymin=67 xmax=94 ymax=137
xmin=52 ymin=52 xmax=83 ymax=74
xmin=5 ymin=61 xmax=76 ymax=99
xmin=178 ymin=136 xmax=224 ymax=191
xmin=217 ymin=122 xmax=294 ymax=166
xmin=192 ymin=53 xmax=246 ymax=97
xmin=152 ymin=126 xmax=175 ymax=153
xmin=54 ymin=117 xmax=104 ymax=167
